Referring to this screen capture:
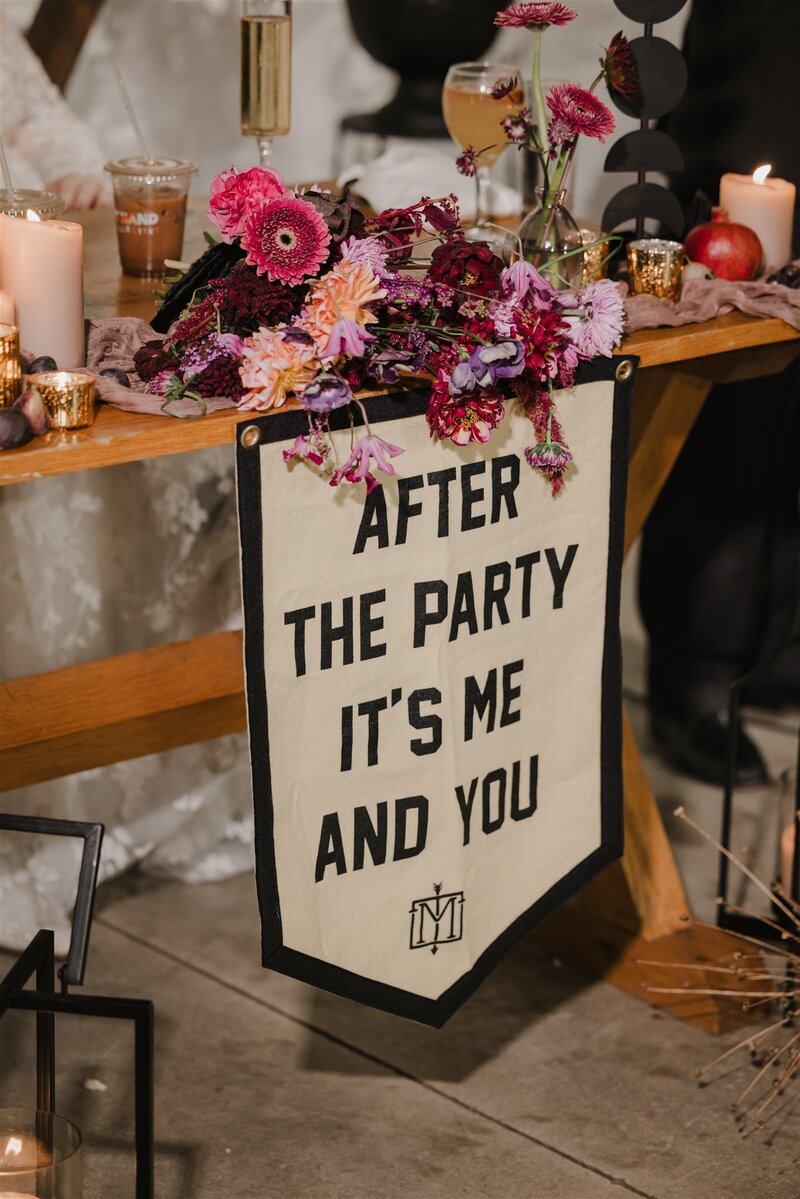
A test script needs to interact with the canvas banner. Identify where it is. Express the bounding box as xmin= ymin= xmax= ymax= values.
xmin=237 ymin=357 xmax=633 ymax=1025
